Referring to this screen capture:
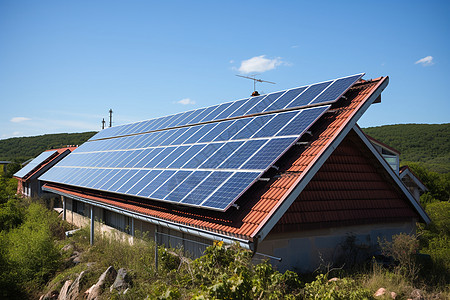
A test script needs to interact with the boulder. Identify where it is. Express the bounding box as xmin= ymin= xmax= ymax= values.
xmin=87 ymin=266 xmax=117 ymax=300
xmin=66 ymin=271 xmax=86 ymax=300
xmin=391 ymin=291 xmax=397 ymax=299
xmin=110 ymin=268 xmax=132 ymax=292
xmin=374 ymin=288 xmax=387 ymax=297
xmin=57 ymin=280 xmax=72 ymax=300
